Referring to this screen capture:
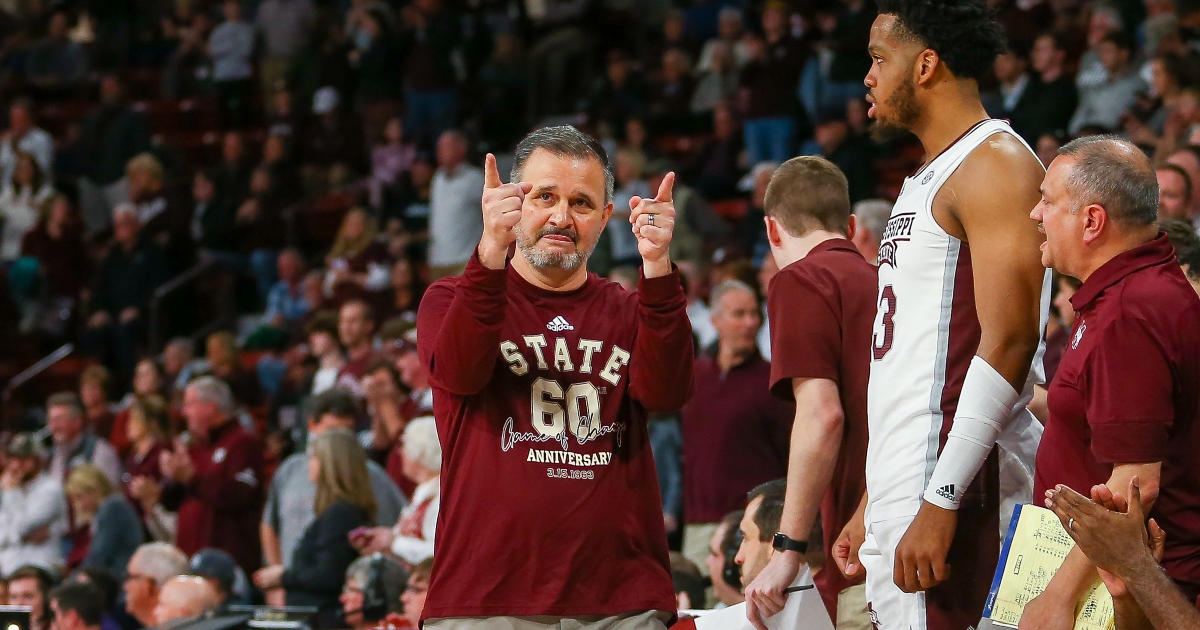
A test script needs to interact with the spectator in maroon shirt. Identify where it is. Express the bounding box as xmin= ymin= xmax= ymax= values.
xmin=336 ymin=298 xmax=379 ymax=395
xmin=679 ymin=279 xmax=791 ymax=572
xmin=121 ymin=395 xmax=171 ymax=535
xmin=78 ymin=366 xmax=116 ymax=444
xmin=20 ymin=194 xmax=87 ymax=304
xmin=416 ymin=126 xmax=692 ymax=627
xmin=744 ymin=156 xmax=875 ymax=627
xmin=159 ymin=376 xmax=265 ymax=576
xmin=399 ymin=0 xmax=461 ymax=147
xmin=648 ymin=48 xmax=697 ymax=135
xmin=1025 ymin=135 xmax=1200 ymax=626
xmin=738 ymin=1 xmax=807 ymax=165
xmin=204 ymin=331 xmax=263 ymax=407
